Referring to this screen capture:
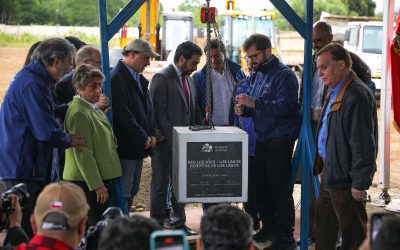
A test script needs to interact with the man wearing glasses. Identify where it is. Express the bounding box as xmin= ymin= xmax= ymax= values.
xmin=55 ymin=45 xmax=108 ymax=112
xmin=235 ymin=34 xmax=300 ymax=250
